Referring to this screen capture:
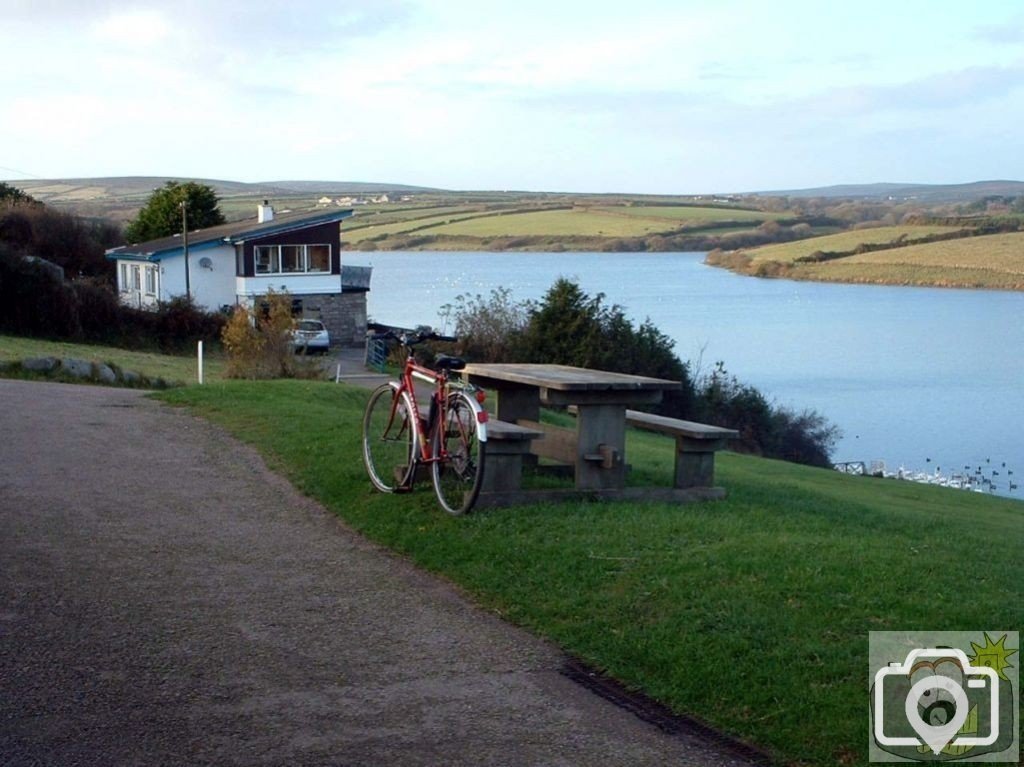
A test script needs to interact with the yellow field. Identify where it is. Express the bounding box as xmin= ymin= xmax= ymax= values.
xmin=832 ymin=231 xmax=1024 ymax=272
xmin=743 ymin=225 xmax=960 ymax=263
xmin=784 ymin=232 xmax=1024 ymax=290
